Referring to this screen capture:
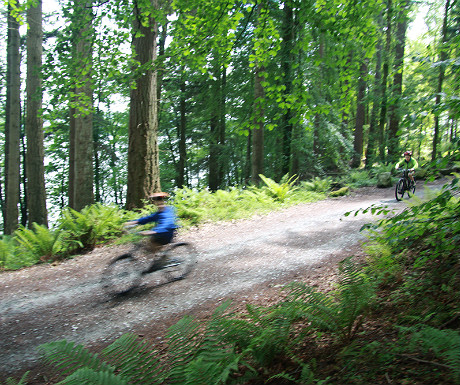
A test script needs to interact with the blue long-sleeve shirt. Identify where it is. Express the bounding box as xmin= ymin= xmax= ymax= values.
xmin=136 ymin=206 xmax=178 ymax=235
